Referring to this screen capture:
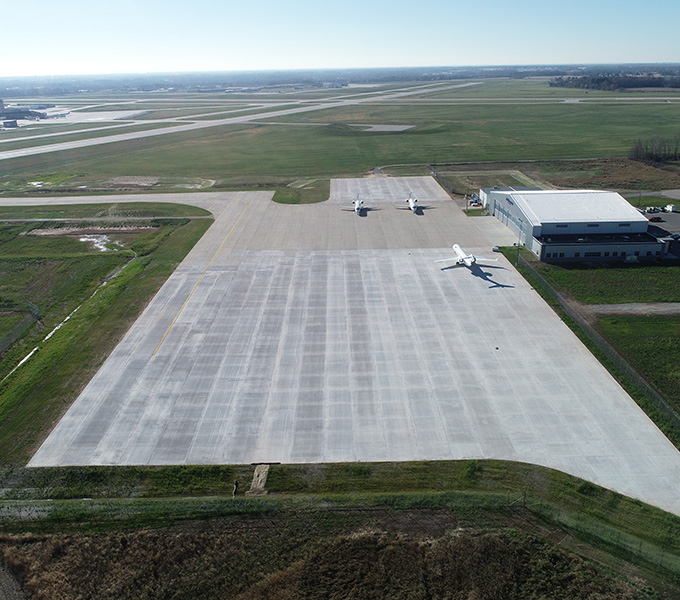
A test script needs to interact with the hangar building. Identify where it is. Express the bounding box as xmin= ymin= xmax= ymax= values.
xmin=480 ymin=188 xmax=667 ymax=261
